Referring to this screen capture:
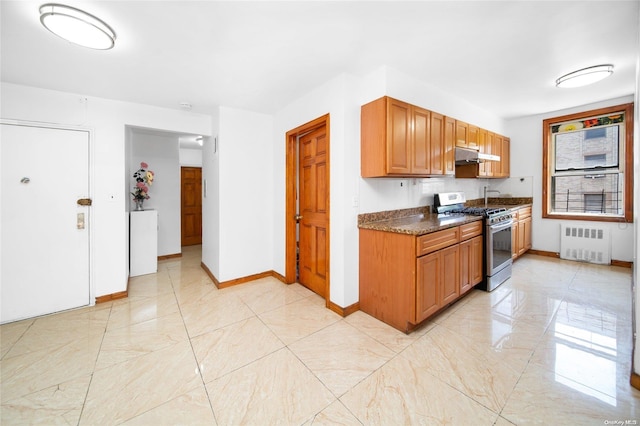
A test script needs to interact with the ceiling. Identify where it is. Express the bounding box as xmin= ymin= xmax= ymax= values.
xmin=1 ymin=1 xmax=639 ymax=120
